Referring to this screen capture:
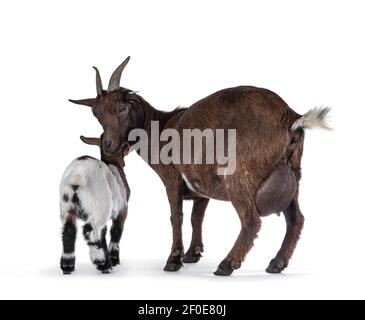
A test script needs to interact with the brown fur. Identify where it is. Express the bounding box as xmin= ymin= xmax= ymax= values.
xmin=71 ymin=66 xmax=309 ymax=275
